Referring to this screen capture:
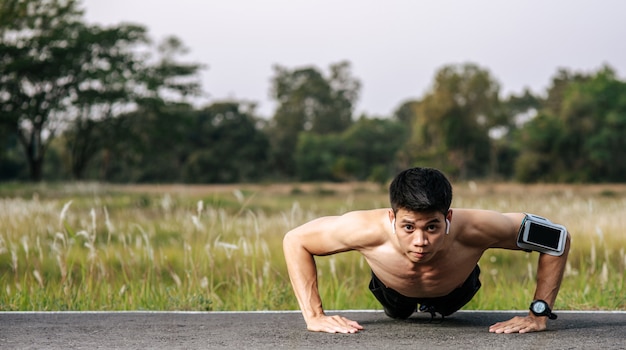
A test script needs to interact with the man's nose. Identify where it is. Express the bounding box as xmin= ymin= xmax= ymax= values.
xmin=412 ymin=231 xmax=428 ymax=246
